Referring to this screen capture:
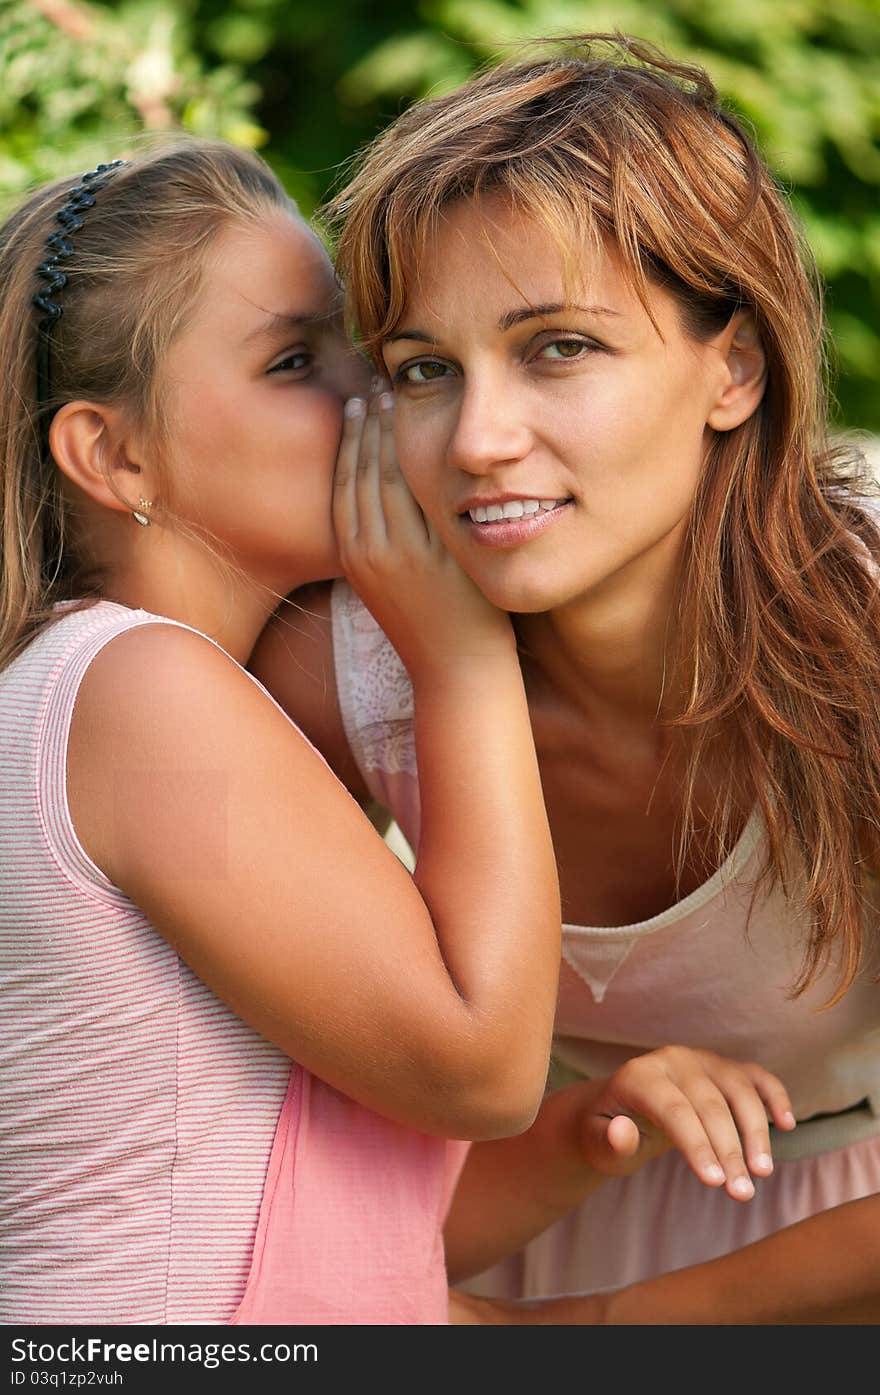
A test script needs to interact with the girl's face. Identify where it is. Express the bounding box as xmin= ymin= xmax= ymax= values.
xmin=160 ymin=212 xmax=369 ymax=592
xmin=381 ymin=198 xmax=733 ymax=615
